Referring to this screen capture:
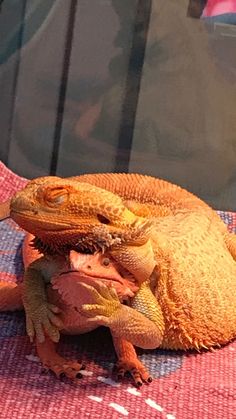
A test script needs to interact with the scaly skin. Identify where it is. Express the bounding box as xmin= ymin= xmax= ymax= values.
xmin=9 ymin=173 xmax=236 ymax=352
xmin=0 ymin=235 xmax=152 ymax=385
